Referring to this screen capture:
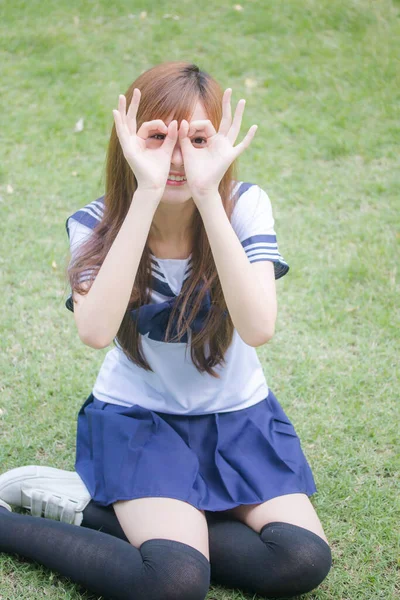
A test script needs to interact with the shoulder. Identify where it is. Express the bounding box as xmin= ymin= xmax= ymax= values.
xmin=230 ymin=182 xmax=274 ymax=233
xmin=231 ymin=181 xmax=266 ymax=202
xmin=231 ymin=181 xmax=273 ymax=216
xmin=66 ymin=196 xmax=105 ymax=238
xmin=66 ymin=196 xmax=105 ymax=259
